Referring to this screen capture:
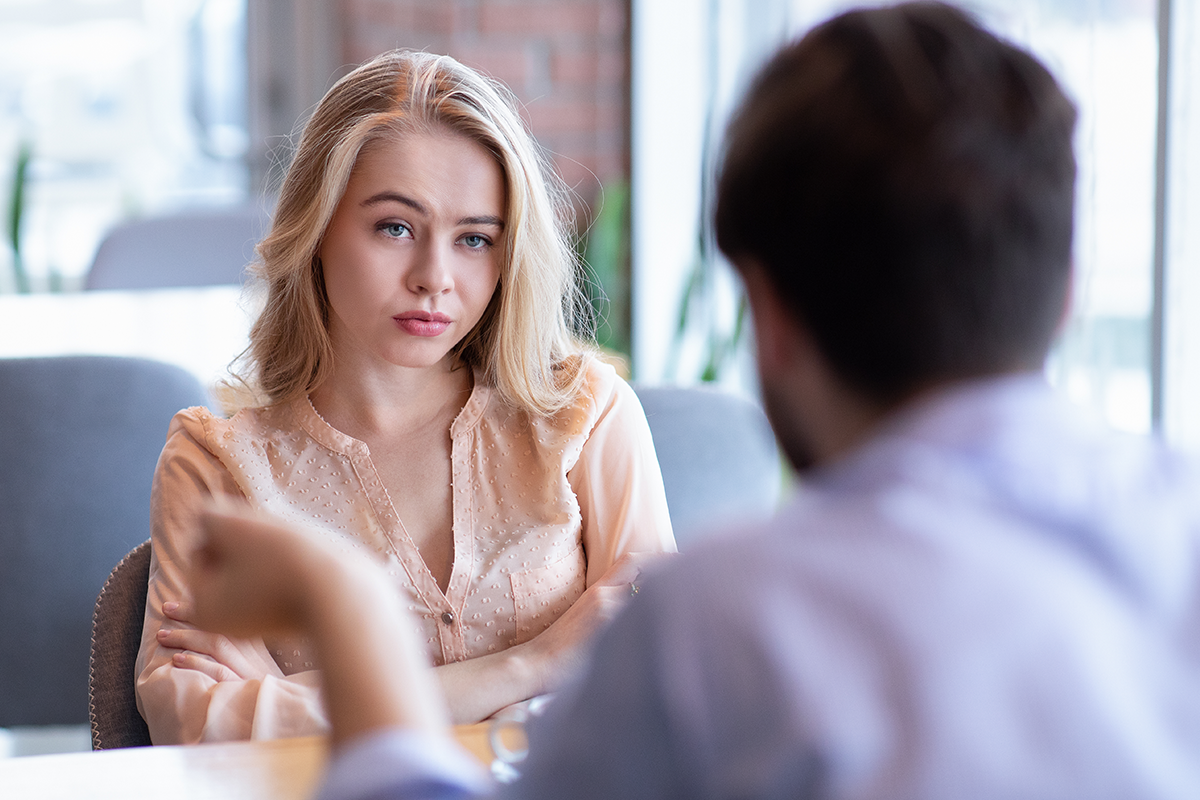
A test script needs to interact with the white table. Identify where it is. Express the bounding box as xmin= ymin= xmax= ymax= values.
xmin=0 ymin=726 xmax=495 ymax=800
